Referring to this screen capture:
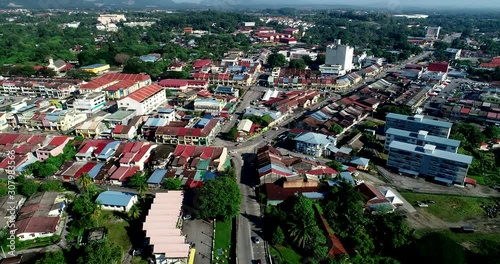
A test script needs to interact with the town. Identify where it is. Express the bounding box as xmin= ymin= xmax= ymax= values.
xmin=0 ymin=6 xmax=499 ymax=264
